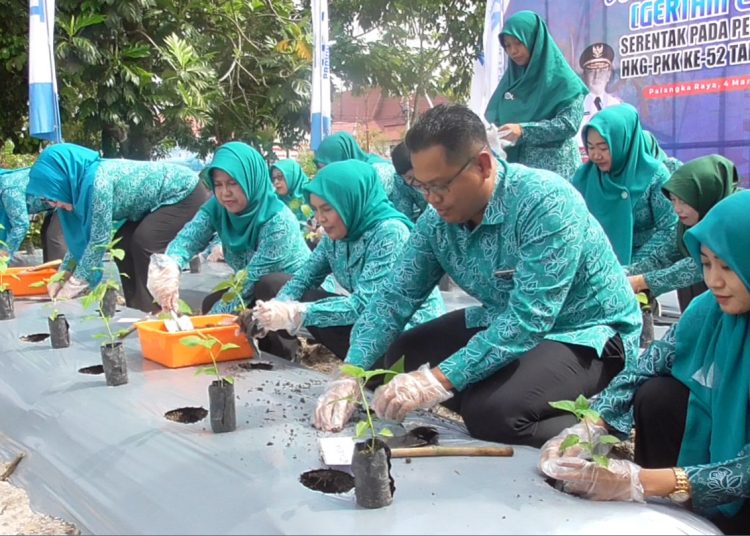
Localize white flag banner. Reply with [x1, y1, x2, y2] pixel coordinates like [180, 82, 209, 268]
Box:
[29, 0, 62, 142]
[468, 0, 510, 121]
[310, 0, 331, 151]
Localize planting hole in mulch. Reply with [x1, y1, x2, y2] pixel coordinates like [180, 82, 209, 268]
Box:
[300, 469, 354, 494]
[238, 361, 274, 371]
[164, 407, 208, 424]
[78, 365, 104, 375]
[19, 333, 50, 343]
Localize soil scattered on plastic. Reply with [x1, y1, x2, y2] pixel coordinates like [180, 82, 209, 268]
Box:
[299, 469, 354, 494]
[164, 407, 208, 424]
[19, 333, 50, 343]
[78, 365, 104, 375]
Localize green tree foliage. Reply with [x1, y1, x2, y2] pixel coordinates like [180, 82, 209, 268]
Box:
[328, 0, 484, 114]
[0, 0, 314, 159]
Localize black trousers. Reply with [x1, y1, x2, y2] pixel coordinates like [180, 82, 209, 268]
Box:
[381, 308, 625, 448]
[115, 184, 209, 312]
[634, 377, 750, 534]
[40, 211, 67, 262]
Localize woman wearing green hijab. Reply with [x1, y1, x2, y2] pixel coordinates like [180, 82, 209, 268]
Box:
[148, 142, 310, 316]
[572, 103, 678, 282]
[245, 160, 445, 360]
[270, 160, 313, 225]
[485, 10, 587, 179]
[314, 132, 422, 220]
[629, 155, 740, 311]
[540, 190, 750, 534]
[642, 130, 683, 174]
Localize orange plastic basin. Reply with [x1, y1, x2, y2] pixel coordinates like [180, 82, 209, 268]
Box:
[135, 314, 255, 368]
[4, 267, 58, 297]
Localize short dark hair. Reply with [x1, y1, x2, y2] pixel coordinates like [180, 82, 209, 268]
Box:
[390, 142, 412, 176]
[405, 104, 488, 165]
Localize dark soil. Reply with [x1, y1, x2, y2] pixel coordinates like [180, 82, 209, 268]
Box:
[78, 365, 104, 375]
[164, 407, 208, 424]
[238, 361, 274, 371]
[299, 469, 354, 494]
[19, 333, 50, 343]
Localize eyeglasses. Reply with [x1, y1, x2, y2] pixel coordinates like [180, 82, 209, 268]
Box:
[407, 145, 487, 197]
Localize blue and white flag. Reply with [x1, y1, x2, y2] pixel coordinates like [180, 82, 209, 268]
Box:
[310, 0, 331, 151]
[29, 0, 62, 142]
[468, 0, 510, 121]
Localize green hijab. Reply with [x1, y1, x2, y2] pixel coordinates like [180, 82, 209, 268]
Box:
[674, 190, 750, 518]
[303, 159, 411, 242]
[200, 142, 286, 254]
[662, 155, 739, 256]
[314, 133, 386, 167]
[485, 10, 587, 163]
[572, 104, 665, 265]
[271, 160, 309, 203]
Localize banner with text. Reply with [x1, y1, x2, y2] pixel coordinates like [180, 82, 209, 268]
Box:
[503, 0, 750, 180]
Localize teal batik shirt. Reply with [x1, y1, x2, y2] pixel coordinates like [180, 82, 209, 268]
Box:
[625, 166, 679, 282]
[0, 169, 32, 256]
[644, 246, 704, 297]
[371, 161, 425, 221]
[167, 207, 310, 313]
[61, 160, 200, 285]
[593, 305, 750, 515]
[276, 219, 445, 328]
[345, 161, 642, 391]
[391, 177, 428, 222]
[516, 94, 584, 180]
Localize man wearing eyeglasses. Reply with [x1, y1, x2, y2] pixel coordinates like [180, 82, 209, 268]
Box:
[314, 104, 642, 448]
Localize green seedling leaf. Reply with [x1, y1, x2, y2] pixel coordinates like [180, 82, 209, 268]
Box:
[599, 434, 620, 445]
[579, 441, 593, 453]
[92, 333, 109, 340]
[212, 281, 232, 292]
[549, 400, 576, 413]
[592, 454, 610, 469]
[177, 299, 193, 315]
[29, 281, 46, 288]
[355, 420, 368, 439]
[580, 409, 602, 422]
[389, 355, 406, 375]
[560, 434, 580, 453]
[221, 292, 236, 303]
[574, 394, 590, 411]
[195, 365, 219, 377]
[180, 335, 207, 347]
[110, 248, 125, 261]
[114, 328, 131, 339]
[339, 363, 366, 379]
[378, 427, 393, 438]
[220, 343, 240, 352]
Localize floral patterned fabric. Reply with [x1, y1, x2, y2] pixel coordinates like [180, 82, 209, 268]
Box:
[371, 161, 426, 221]
[516, 94, 585, 180]
[61, 159, 200, 286]
[625, 166, 679, 281]
[344, 160, 642, 391]
[593, 307, 750, 514]
[277, 219, 444, 328]
[166, 207, 310, 313]
[0, 169, 32, 256]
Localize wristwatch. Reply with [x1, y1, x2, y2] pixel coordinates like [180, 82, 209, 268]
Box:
[668, 467, 691, 503]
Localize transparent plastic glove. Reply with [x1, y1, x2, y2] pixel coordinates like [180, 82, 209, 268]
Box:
[544, 457, 645, 503]
[539, 421, 610, 475]
[47, 271, 69, 299]
[486, 125, 508, 160]
[252, 299, 307, 335]
[56, 275, 89, 300]
[146, 253, 181, 311]
[372, 364, 453, 422]
[314, 376, 360, 432]
[206, 244, 224, 263]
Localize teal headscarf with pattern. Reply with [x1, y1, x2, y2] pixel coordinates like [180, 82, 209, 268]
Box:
[200, 142, 286, 254]
[303, 160, 411, 242]
[673, 190, 750, 518]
